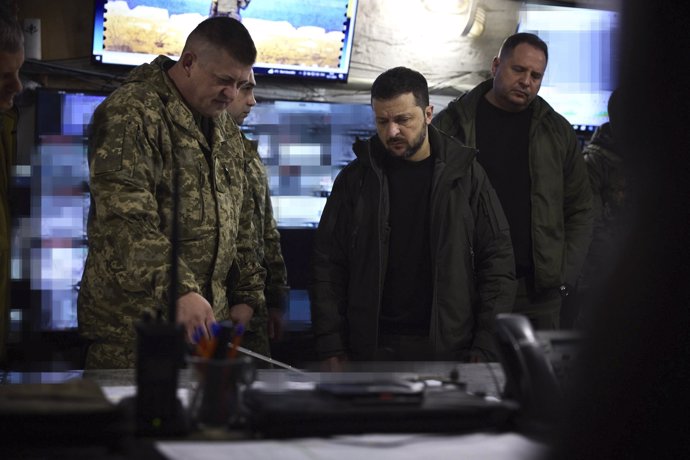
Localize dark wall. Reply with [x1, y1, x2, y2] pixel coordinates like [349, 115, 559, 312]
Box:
[551, 2, 690, 458]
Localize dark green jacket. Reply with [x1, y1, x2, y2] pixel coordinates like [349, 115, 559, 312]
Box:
[309, 125, 516, 361]
[432, 79, 592, 292]
[78, 56, 265, 368]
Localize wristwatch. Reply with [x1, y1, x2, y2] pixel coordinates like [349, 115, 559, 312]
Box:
[559, 284, 571, 298]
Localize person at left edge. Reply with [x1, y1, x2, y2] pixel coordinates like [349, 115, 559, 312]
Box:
[227, 68, 290, 359]
[0, 12, 24, 365]
[78, 17, 266, 369]
[309, 67, 516, 370]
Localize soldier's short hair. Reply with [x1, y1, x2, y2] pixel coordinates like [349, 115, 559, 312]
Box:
[185, 16, 256, 66]
[371, 66, 430, 109]
[0, 13, 24, 54]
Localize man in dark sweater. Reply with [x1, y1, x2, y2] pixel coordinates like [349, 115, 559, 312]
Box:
[433, 33, 593, 330]
[309, 67, 516, 370]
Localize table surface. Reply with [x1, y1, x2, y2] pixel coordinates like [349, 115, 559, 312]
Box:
[1, 362, 549, 460]
[1, 361, 506, 397]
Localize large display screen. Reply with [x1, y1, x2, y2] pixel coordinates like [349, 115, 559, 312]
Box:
[517, 3, 620, 133]
[91, 0, 359, 83]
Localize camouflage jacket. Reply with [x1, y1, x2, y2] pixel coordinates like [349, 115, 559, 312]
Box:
[238, 134, 288, 357]
[78, 56, 265, 368]
[580, 123, 631, 291]
[240, 134, 289, 314]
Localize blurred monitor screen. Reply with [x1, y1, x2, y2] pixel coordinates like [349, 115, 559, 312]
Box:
[518, 3, 620, 134]
[241, 99, 375, 228]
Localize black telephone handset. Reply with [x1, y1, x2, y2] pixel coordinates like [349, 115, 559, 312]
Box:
[494, 314, 564, 431]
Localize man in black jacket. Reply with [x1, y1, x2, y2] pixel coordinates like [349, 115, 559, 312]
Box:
[432, 33, 592, 330]
[309, 67, 516, 370]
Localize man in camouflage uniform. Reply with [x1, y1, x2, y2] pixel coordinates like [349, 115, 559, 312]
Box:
[78, 17, 265, 369]
[577, 89, 632, 328]
[227, 69, 289, 358]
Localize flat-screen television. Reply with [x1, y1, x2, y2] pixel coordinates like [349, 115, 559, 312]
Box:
[91, 0, 360, 83]
[12, 89, 375, 331]
[517, 3, 620, 135]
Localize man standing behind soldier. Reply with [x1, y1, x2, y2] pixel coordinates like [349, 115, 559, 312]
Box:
[227, 68, 289, 358]
[577, 89, 631, 328]
[433, 33, 592, 330]
[78, 17, 265, 369]
[0, 13, 24, 365]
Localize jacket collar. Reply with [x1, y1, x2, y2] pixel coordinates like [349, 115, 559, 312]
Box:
[461, 78, 554, 122]
[353, 124, 476, 178]
[124, 55, 237, 152]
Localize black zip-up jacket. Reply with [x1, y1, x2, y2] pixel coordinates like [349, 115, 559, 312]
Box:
[433, 79, 593, 292]
[309, 125, 516, 361]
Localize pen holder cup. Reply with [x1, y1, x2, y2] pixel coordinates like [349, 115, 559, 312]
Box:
[189, 356, 256, 427]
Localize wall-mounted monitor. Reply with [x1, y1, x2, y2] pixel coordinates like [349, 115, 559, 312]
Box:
[517, 3, 620, 135]
[91, 0, 360, 83]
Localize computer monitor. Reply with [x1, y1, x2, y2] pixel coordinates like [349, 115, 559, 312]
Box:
[517, 2, 621, 135]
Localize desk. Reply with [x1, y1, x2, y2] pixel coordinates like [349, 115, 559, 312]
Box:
[1, 363, 547, 459]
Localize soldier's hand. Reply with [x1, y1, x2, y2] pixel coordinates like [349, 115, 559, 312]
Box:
[267, 308, 284, 340]
[176, 292, 216, 343]
[228, 303, 254, 326]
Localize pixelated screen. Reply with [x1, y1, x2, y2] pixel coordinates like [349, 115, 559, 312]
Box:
[518, 3, 620, 133]
[10, 90, 107, 331]
[242, 99, 376, 227]
[91, 0, 360, 82]
[15, 89, 375, 331]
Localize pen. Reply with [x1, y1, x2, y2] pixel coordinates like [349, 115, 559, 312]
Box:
[228, 344, 306, 374]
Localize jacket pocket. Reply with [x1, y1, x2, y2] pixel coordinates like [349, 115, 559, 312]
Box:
[175, 153, 208, 233]
[480, 187, 510, 236]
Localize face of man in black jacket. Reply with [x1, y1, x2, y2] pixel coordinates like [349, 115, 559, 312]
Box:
[487, 42, 546, 113]
[372, 92, 433, 162]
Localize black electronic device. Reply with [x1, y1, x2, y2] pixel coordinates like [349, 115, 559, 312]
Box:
[120, 140, 189, 437]
[129, 318, 189, 436]
[242, 377, 517, 438]
[494, 313, 582, 437]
